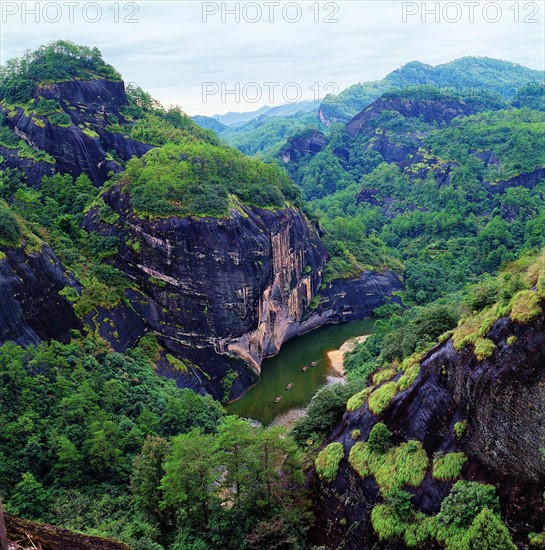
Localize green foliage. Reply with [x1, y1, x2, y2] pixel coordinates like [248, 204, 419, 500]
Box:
[8, 472, 50, 519]
[349, 439, 428, 493]
[346, 387, 372, 412]
[437, 481, 500, 527]
[291, 379, 367, 444]
[120, 142, 298, 218]
[529, 531, 545, 547]
[461, 507, 516, 550]
[315, 442, 344, 482]
[371, 503, 406, 542]
[510, 289, 542, 323]
[48, 111, 72, 127]
[0, 204, 20, 244]
[427, 109, 545, 180]
[454, 421, 468, 438]
[33, 98, 62, 116]
[368, 381, 397, 415]
[432, 452, 468, 480]
[367, 422, 393, 454]
[1, 40, 121, 102]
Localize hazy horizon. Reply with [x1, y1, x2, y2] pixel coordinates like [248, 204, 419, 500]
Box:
[1, 1, 544, 116]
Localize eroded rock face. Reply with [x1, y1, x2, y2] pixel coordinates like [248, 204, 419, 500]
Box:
[82, 186, 402, 399]
[310, 310, 545, 549]
[0, 242, 81, 346]
[280, 130, 328, 163]
[346, 97, 474, 139]
[0, 79, 152, 186]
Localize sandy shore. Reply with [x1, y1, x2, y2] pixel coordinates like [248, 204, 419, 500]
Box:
[270, 407, 307, 427]
[327, 335, 370, 376]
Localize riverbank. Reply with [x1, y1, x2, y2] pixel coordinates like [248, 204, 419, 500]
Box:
[327, 335, 370, 376]
[226, 318, 375, 425]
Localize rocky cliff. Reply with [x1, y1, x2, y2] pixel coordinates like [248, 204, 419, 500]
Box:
[0, 79, 152, 186]
[346, 96, 474, 139]
[82, 185, 402, 400]
[0, 239, 81, 346]
[309, 285, 545, 548]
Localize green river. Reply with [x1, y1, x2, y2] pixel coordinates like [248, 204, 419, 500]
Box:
[226, 318, 375, 425]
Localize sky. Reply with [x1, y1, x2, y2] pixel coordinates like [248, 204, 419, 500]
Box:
[1, 1, 544, 116]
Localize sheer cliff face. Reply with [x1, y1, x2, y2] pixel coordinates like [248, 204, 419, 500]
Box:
[0, 241, 81, 346]
[83, 186, 327, 398]
[310, 307, 545, 549]
[83, 185, 402, 399]
[0, 79, 152, 186]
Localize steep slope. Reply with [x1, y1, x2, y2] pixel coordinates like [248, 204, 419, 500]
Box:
[0, 212, 81, 346]
[309, 255, 545, 549]
[81, 145, 402, 400]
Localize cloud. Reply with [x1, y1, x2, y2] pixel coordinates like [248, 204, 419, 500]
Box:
[1, 0, 543, 115]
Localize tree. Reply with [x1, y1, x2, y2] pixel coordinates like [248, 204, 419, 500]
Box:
[214, 416, 256, 508]
[0, 206, 19, 243]
[367, 423, 393, 454]
[438, 481, 500, 527]
[8, 473, 49, 519]
[161, 428, 219, 528]
[462, 507, 516, 550]
[131, 436, 169, 521]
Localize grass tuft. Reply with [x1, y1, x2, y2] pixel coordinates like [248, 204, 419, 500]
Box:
[368, 382, 397, 415]
[315, 442, 344, 482]
[432, 452, 468, 481]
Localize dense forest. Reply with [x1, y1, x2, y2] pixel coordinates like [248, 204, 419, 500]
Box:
[1, 41, 545, 549]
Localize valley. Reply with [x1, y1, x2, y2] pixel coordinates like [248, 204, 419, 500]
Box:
[0, 37, 544, 550]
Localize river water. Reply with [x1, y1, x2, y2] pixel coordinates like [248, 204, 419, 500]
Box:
[226, 318, 375, 425]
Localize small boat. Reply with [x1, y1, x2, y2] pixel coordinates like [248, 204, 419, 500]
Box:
[311, 361, 317, 367]
[301, 366, 308, 372]
[286, 383, 293, 390]
[274, 396, 282, 404]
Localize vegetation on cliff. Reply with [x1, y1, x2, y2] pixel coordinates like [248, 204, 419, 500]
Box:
[0, 41, 121, 103]
[119, 141, 301, 218]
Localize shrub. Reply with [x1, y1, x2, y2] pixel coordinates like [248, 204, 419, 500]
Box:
[438, 481, 500, 527]
[529, 531, 545, 547]
[351, 429, 361, 440]
[33, 98, 62, 116]
[371, 504, 406, 541]
[48, 111, 72, 127]
[506, 335, 517, 346]
[0, 205, 20, 244]
[368, 382, 397, 415]
[349, 439, 428, 492]
[346, 387, 372, 412]
[396, 364, 420, 391]
[315, 442, 344, 482]
[292, 379, 367, 444]
[384, 488, 413, 520]
[510, 290, 542, 323]
[433, 452, 468, 480]
[462, 507, 516, 550]
[473, 337, 496, 360]
[367, 423, 393, 454]
[453, 420, 467, 438]
[373, 367, 397, 385]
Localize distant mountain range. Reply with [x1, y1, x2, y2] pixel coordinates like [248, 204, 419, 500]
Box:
[196, 56, 543, 127]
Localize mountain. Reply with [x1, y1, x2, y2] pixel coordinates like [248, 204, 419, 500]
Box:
[212, 105, 271, 126]
[0, 41, 401, 401]
[1, 42, 545, 550]
[319, 56, 544, 124]
[210, 100, 319, 127]
[309, 252, 545, 549]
